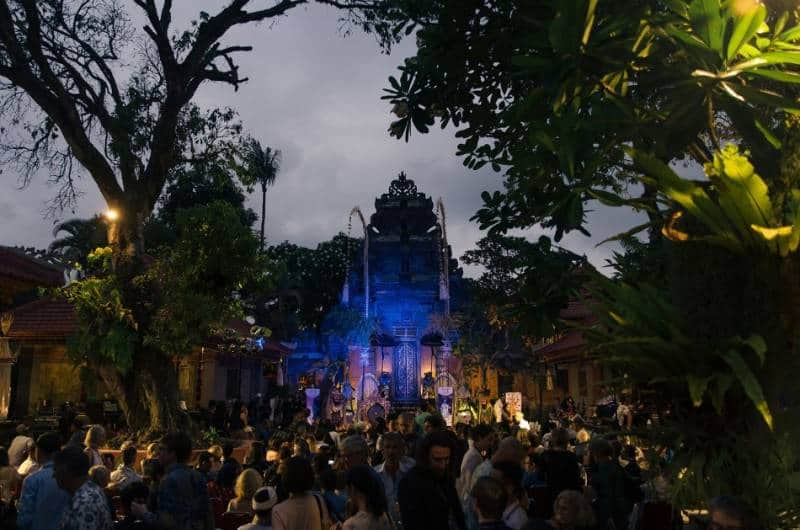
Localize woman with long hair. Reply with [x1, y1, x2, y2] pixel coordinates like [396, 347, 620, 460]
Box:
[228, 468, 264, 514]
[339, 464, 392, 530]
[83, 425, 106, 467]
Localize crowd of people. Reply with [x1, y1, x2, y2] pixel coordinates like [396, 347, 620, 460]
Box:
[0, 395, 757, 530]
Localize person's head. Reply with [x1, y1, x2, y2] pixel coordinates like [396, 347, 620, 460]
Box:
[222, 442, 234, 460]
[141, 458, 164, 485]
[709, 496, 757, 530]
[53, 446, 90, 495]
[102, 452, 115, 470]
[35, 432, 61, 463]
[252, 486, 278, 522]
[145, 442, 159, 460]
[553, 490, 596, 527]
[471, 423, 495, 452]
[491, 436, 525, 466]
[491, 461, 524, 502]
[120, 481, 150, 517]
[381, 431, 405, 467]
[159, 431, 192, 467]
[282, 456, 314, 495]
[293, 438, 310, 458]
[15, 423, 29, 436]
[340, 435, 369, 469]
[208, 444, 223, 462]
[320, 468, 338, 492]
[195, 452, 213, 474]
[423, 413, 446, 434]
[121, 445, 137, 467]
[245, 441, 266, 465]
[89, 464, 110, 488]
[549, 428, 570, 450]
[417, 430, 452, 478]
[589, 438, 614, 463]
[576, 428, 591, 444]
[346, 464, 388, 517]
[471, 476, 507, 522]
[84, 425, 106, 448]
[235, 468, 263, 502]
[397, 412, 415, 435]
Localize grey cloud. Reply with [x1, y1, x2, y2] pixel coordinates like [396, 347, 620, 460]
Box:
[0, 2, 648, 276]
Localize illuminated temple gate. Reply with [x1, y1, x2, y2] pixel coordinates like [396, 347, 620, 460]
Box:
[343, 172, 464, 411]
[287, 172, 465, 418]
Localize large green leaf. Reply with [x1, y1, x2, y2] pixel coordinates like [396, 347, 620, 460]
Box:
[721, 349, 773, 430]
[726, 3, 766, 60]
[689, 0, 725, 54]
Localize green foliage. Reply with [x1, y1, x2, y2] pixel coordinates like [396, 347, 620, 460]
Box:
[461, 233, 586, 339]
[632, 144, 800, 256]
[263, 234, 359, 336]
[60, 201, 264, 372]
[48, 216, 108, 267]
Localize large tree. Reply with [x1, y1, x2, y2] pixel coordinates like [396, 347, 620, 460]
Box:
[0, 0, 401, 433]
[383, 0, 800, 520]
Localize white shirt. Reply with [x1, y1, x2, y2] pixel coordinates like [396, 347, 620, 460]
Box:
[374, 457, 414, 525]
[458, 445, 483, 498]
[502, 500, 528, 530]
[110, 465, 142, 490]
[8, 435, 33, 468]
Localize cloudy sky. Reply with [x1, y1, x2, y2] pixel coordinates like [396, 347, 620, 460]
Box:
[0, 2, 645, 276]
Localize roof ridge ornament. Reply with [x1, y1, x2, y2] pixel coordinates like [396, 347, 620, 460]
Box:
[385, 171, 424, 201]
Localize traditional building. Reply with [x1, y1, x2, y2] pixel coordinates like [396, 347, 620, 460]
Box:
[290, 172, 465, 417]
[0, 246, 289, 419]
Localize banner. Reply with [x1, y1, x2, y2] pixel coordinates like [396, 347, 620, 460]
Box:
[505, 391, 522, 418]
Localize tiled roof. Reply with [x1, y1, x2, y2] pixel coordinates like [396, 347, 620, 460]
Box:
[0, 247, 64, 287]
[535, 330, 587, 361]
[5, 297, 77, 341]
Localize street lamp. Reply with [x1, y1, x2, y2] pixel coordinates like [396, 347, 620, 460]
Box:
[104, 208, 119, 222]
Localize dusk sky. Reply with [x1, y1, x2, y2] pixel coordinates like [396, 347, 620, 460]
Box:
[0, 2, 644, 276]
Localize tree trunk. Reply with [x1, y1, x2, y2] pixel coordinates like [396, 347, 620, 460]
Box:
[260, 184, 267, 251]
[101, 207, 185, 436]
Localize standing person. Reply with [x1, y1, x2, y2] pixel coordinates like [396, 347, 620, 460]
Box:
[588, 439, 630, 530]
[490, 462, 528, 530]
[8, 424, 34, 468]
[537, 429, 583, 516]
[470, 476, 513, 530]
[238, 486, 279, 530]
[340, 435, 370, 470]
[270, 456, 332, 530]
[131, 432, 214, 530]
[244, 441, 269, 475]
[65, 415, 90, 449]
[110, 443, 142, 491]
[340, 464, 392, 530]
[395, 413, 418, 458]
[459, 424, 494, 498]
[397, 430, 466, 530]
[84, 426, 107, 467]
[16, 432, 70, 530]
[0, 446, 21, 503]
[53, 446, 113, 530]
[373, 431, 414, 525]
[17, 440, 41, 477]
[216, 442, 242, 489]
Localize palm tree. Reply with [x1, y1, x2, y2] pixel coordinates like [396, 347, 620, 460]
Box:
[242, 137, 282, 251]
[48, 215, 108, 266]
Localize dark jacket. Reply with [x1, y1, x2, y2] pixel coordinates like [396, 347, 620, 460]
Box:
[591, 460, 632, 530]
[398, 465, 466, 530]
[538, 449, 583, 514]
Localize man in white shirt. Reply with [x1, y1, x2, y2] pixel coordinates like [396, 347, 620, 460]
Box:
[373, 432, 414, 526]
[109, 444, 141, 491]
[8, 424, 34, 469]
[458, 424, 494, 499]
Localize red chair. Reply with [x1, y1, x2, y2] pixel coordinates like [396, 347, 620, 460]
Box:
[217, 511, 252, 530]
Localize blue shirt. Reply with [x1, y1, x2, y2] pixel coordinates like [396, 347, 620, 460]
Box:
[16, 460, 70, 530]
